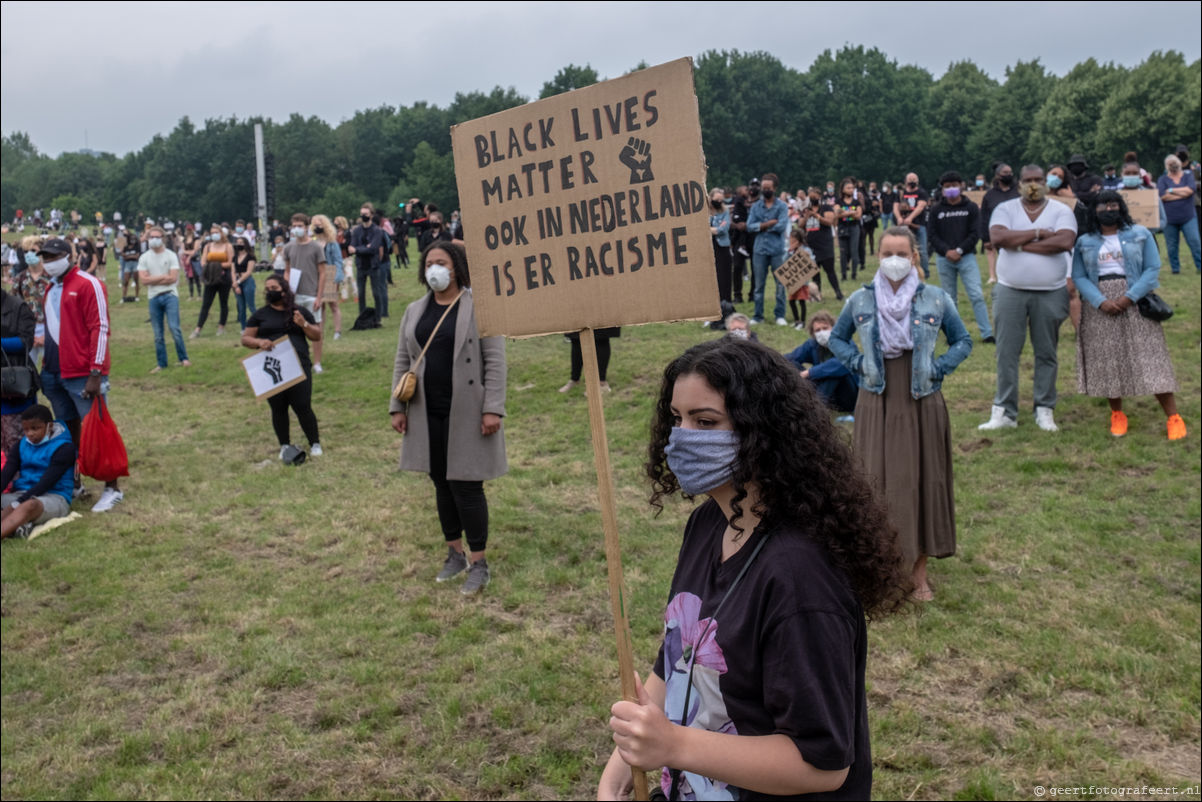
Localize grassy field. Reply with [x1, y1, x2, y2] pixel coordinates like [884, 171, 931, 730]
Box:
[2, 237, 1199, 800]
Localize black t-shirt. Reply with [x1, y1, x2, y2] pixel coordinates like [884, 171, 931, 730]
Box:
[835, 197, 863, 237]
[880, 190, 897, 215]
[246, 304, 316, 373]
[414, 296, 459, 418]
[805, 204, 836, 261]
[652, 500, 870, 800]
[897, 187, 930, 227]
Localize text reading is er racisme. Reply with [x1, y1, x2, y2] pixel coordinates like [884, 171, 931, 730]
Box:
[488, 226, 691, 298]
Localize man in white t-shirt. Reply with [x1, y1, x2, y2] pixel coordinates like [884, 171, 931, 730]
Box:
[980, 165, 1077, 432]
[137, 226, 191, 373]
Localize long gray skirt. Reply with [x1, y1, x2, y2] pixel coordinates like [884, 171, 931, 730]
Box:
[853, 351, 956, 565]
[1076, 277, 1177, 398]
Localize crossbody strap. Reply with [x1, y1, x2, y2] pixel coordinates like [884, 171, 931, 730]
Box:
[668, 530, 772, 800]
[410, 290, 464, 373]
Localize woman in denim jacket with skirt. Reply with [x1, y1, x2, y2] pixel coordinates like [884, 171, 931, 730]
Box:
[1071, 190, 1185, 441]
[829, 226, 972, 601]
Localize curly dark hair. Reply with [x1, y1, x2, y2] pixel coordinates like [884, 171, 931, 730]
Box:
[1083, 190, 1135, 234]
[418, 240, 471, 289]
[647, 338, 911, 618]
[262, 273, 300, 316]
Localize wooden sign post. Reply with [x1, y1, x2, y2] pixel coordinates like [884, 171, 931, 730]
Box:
[451, 58, 717, 799]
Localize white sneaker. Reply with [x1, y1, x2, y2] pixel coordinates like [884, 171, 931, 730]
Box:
[310, 443, 323, 456]
[91, 487, 124, 513]
[1035, 406, 1058, 432]
[280, 445, 290, 460]
[313, 363, 323, 374]
[775, 317, 788, 326]
[749, 318, 761, 326]
[333, 332, 341, 340]
[978, 405, 1018, 431]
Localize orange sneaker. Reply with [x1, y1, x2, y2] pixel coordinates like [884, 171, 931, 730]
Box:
[1110, 410, 1128, 437]
[1167, 414, 1187, 441]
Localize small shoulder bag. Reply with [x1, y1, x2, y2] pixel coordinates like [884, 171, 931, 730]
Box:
[392, 291, 464, 402]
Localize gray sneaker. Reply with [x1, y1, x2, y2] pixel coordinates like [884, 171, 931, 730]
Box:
[435, 547, 468, 582]
[461, 558, 490, 595]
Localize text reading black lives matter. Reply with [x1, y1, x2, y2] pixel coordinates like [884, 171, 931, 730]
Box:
[472, 90, 707, 298]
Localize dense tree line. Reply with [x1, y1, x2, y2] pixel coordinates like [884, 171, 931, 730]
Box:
[2, 47, 1198, 225]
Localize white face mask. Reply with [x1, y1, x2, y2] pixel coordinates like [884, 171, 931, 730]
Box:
[425, 264, 452, 292]
[291, 227, 306, 238]
[879, 255, 914, 282]
[728, 326, 749, 339]
[221, 227, 230, 235]
[814, 328, 832, 347]
[149, 237, 163, 249]
[43, 256, 70, 277]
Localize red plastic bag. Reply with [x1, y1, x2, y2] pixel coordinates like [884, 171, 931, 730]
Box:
[79, 397, 129, 482]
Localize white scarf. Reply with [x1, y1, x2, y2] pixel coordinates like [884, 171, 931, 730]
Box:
[873, 267, 919, 358]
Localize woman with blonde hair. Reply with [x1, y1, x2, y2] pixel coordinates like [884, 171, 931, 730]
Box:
[192, 223, 233, 338]
[333, 216, 358, 305]
[311, 214, 345, 340]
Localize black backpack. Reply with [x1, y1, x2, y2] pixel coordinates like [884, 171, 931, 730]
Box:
[351, 307, 381, 331]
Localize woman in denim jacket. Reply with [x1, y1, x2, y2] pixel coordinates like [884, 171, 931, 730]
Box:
[829, 226, 972, 601]
[1071, 191, 1185, 440]
[709, 188, 733, 311]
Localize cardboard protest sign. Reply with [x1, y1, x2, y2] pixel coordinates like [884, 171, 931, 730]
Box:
[241, 337, 305, 399]
[451, 58, 716, 338]
[773, 248, 820, 298]
[1120, 188, 1160, 229]
[964, 189, 986, 208]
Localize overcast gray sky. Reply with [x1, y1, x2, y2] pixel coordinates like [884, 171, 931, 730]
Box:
[2, 0, 1199, 157]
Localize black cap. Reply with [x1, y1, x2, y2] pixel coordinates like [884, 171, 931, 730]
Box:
[1103, 164, 1115, 172]
[38, 238, 71, 256]
[1068, 154, 1088, 167]
[1176, 144, 1189, 155]
[748, 177, 760, 186]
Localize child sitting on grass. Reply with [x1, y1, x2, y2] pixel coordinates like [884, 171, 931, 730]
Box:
[1, 405, 76, 540]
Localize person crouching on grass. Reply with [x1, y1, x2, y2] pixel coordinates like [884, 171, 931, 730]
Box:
[2, 405, 76, 540]
[599, 338, 909, 800]
[241, 275, 323, 461]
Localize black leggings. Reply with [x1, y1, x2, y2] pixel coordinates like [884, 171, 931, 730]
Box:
[839, 230, 862, 280]
[789, 299, 806, 323]
[197, 281, 231, 328]
[267, 374, 320, 446]
[732, 248, 749, 299]
[427, 414, 489, 552]
[570, 334, 611, 382]
[712, 239, 732, 303]
[811, 256, 843, 299]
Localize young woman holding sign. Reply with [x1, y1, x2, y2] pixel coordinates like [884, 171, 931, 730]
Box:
[599, 337, 909, 800]
[390, 242, 507, 595]
[241, 275, 323, 461]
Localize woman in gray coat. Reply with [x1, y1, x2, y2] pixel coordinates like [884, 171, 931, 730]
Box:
[390, 242, 507, 594]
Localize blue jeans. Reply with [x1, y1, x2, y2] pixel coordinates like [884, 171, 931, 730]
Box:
[236, 276, 257, 329]
[1163, 216, 1201, 273]
[751, 251, 786, 321]
[41, 371, 109, 422]
[149, 293, 189, 368]
[936, 252, 992, 339]
[914, 227, 930, 274]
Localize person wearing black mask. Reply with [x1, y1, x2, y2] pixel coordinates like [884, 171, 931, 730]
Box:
[709, 187, 733, 311]
[897, 173, 930, 274]
[348, 202, 388, 318]
[730, 180, 759, 304]
[802, 188, 842, 300]
[979, 163, 1019, 286]
[1066, 154, 1103, 203]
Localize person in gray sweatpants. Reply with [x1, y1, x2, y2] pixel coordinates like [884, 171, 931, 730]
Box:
[979, 166, 1078, 432]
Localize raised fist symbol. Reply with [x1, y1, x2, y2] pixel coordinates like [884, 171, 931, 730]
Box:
[263, 355, 283, 383]
[619, 137, 654, 184]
